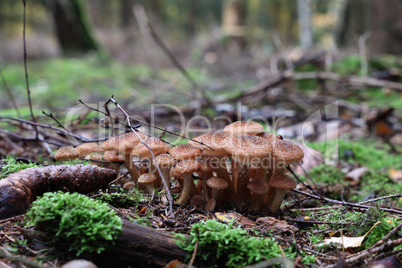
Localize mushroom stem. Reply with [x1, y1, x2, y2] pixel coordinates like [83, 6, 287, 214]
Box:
[201, 171, 213, 201]
[144, 184, 155, 196]
[214, 156, 234, 202]
[235, 162, 251, 207]
[269, 188, 288, 213]
[124, 153, 140, 184]
[176, 174, 197, 205]
[159, 168, 171, 194]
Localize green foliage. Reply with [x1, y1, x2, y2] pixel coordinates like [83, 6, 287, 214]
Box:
[0, 155, 41, 179]
[174, 220, 283, 268]
[97, 187, 146, 208]
[26, 191, 122, 255]
[333, 55, 363, 75]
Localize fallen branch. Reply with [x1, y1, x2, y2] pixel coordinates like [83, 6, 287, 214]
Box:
[223, 70, 402, 103]
[292, 189, 402, 215]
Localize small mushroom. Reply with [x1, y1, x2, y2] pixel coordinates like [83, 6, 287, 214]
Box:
[204, 198, 216, 212]
[206, 176, 229, 201]
[55, 146, 80, 162]
[171, 159, 200, 205]
[247, 179, 269, 212]
[267, 174, 297, 213]
[103, 132, 145, 184]
[153, 153, 176, 193]
[138, 173, 157, 196]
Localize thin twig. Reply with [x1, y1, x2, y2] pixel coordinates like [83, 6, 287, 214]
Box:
[358, 193, 402, 205]
[79, 99, 215, 150]
[284, 216, 351, 226]
[105, 97, 175, 219]
[22, 0, 38, 140]
[292, 189, 402, 215]
[0, 70, 20, 118]
[132, 4, 212, 109]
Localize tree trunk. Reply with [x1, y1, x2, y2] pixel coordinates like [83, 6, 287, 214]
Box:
[297, 0, 313, 49]
[48, 0, 99, 53]
[221, 0, 248, 49]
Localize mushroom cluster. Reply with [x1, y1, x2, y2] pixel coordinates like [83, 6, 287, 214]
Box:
[54, 121, 303, 213]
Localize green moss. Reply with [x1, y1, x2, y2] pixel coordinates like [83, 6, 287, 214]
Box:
[174, 220, 283, 267]
[0, 155, 41, 179]
[306, 164, 344, 184]
[26, 191, 122, 255]
[97, 187, 146, 208]
[308, 139, 402, 170]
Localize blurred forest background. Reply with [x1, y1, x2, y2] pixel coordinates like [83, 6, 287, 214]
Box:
[1, 0, 402, 111]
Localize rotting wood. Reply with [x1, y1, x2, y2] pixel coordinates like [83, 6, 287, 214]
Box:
[95, 220, 188, 268]
[24, 220, 188, 268]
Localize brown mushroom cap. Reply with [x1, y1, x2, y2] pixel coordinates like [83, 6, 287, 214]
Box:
[103, 150, 124, 162]
[188, 131, 231, 155]
[131, 137, 170, 158]
[102, 132, 146, 154]
[138, 173, 157, 184]
[224, 134, 272, 163]
[224, 121, 264, 135]
[169, 144, 202, 161]
[84, 153, 103, 161]
[55, 146, 80, 161]
[153, 153, 176, 168]
[206, 177, 229, 190]
[268, 174, 297, 190]
[247, 179, 269, 195]
[75, 142, 104, 158]
[271, 139, 304, 165]
[172, 159, 200, 177]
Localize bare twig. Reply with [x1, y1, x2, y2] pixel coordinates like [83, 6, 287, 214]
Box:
[22, 0, 38, 140]
[358, 193, 402, 205]
[284, 217, 351, 226]
[292, 189, 402, 215]
[0, 70, 20, 117]
[132, 4, 212, 109]
[105, 97, 175, 219]
[80, 99, 215, 150]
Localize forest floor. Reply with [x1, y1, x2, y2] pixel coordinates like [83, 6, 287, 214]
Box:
[0, 50, 401, 267]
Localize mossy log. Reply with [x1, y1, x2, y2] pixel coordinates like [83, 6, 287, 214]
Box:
[95, 220, 188, 267]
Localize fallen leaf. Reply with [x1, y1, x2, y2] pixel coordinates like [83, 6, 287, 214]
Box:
[344, 167, 369, 186]
[319, 221, 381, 248]
[215, 212, 256, 227]
[389, 169, 402, 183]
[256, 216, 299, 233]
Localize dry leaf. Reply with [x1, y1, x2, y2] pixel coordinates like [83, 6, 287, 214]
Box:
[215, 212, 256, 227]
[319, 221, 381, 248]
[344, 167, 369, 186]
[388, 169, 402, 183]
[256, 216, 299, 233]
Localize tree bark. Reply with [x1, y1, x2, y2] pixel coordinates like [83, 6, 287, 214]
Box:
[48, 0, 99, 53]
[95, 220, 187, 267]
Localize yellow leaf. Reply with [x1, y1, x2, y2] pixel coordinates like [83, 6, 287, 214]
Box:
[318, 221, 381, 248]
